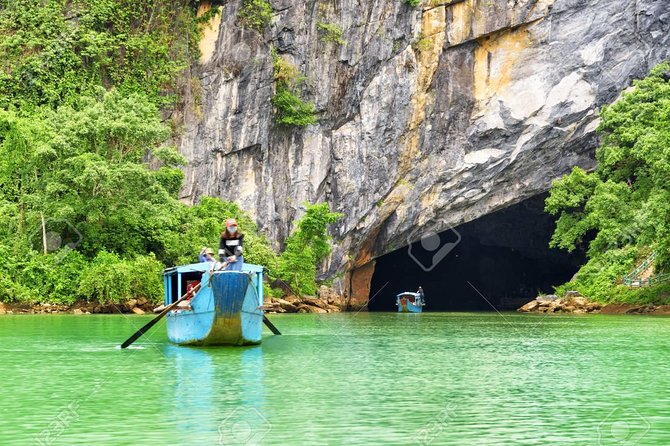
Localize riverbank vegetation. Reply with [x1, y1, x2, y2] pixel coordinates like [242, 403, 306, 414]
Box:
[0, 1, 339, 307]
[546, 62, 670, 304]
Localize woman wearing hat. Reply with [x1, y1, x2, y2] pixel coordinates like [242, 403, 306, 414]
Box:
[199, 247, 216, 263]
[218, 218, 244, 271]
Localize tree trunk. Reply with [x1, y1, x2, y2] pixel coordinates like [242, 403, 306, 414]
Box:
[40, 211, 47, 254]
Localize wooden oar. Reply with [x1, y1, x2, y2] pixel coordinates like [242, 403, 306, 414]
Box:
[120, 261, 229, 349]
[120, 284, 199, 349]
[263, 315, 281, 335]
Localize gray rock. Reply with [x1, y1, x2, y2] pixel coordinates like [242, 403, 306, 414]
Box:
[296, 304, 328, 314]
[178, 0, 670, 280]
[536, 294, 559, 303]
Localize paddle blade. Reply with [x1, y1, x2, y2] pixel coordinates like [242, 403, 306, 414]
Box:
[120, 311, 167, 348]
[263, 315, 282, 335]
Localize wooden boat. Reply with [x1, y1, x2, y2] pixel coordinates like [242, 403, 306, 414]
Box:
[396, 292, 424, 313]
[162, 262, 265, 346]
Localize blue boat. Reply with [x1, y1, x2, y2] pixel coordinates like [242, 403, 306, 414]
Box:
[162, 262, 265, 346]
[396, 292, 424, 313]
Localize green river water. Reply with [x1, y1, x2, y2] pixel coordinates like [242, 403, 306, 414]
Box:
[1, 312, 669, 445]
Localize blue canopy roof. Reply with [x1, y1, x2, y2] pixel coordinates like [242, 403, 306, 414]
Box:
[164, 262, 264, 275]
[396, 292, 420, 298]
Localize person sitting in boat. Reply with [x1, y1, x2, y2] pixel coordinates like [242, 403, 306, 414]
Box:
[417, 286, 425, 306]
[218, 218, 244, 271]
[199, 247, 216, 263]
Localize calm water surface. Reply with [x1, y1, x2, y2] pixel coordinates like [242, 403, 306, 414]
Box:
[1, 312, 670, 445]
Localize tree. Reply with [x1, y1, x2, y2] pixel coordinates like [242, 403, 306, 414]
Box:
[546, 62, 670, 301]
[276, 203, 343, 295]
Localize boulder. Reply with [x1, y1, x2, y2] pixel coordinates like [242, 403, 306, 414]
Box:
[283, 295, 301, 305]
[518, 300, 540, 312]
[131, 307, 145, 315]
[296, 304, 327, 314]
[536, 295, 559, 303]
[273, 298, 298, 312]
[301, 297, 330, 310]
[72, 308, 84, 315]
[127, 299, 138, 309]
[324, 303, 342, 312]
[652, 305, 670, 315]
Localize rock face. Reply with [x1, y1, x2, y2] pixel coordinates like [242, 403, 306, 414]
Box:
[178, 0, 670, 284]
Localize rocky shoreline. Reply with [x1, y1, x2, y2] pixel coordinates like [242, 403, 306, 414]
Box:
[261, 286, 344, 314]
[0, 286, 346, 315]
[517, 291, 670, 315]
[0, 298, 155, 315]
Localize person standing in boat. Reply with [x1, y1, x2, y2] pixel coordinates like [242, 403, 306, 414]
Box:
[218, 218, 244, 271]
[417, 286, 425, 306]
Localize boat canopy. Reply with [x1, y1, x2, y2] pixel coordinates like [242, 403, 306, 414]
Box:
[162, 262, 265, 307]
[163, 262, 264, 276]
[396, 292, 420, 298]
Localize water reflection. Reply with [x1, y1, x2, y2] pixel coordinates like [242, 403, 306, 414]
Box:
[163, 344, 267, 444]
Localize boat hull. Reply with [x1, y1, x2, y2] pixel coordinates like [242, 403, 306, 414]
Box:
[398, 300, 423, 313]
[396, 292, 423, 313]
[167, 271, 263, 346]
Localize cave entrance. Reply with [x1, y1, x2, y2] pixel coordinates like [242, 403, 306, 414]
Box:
[367, 194, 585, 311]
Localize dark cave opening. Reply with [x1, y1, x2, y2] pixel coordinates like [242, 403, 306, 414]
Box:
[367, 194, 586, 311]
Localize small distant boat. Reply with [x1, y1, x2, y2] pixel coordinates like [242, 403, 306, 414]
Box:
[396, 292, 424, 313]
[162, 262, 265, 346]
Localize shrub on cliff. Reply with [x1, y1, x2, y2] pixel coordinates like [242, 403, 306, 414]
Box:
[238, 0, 273, 32]
[271, 52, 318, 127]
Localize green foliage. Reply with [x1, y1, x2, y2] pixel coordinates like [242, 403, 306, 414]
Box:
[547, 62, 670, 301]
[0, 88, 279, 305]
[0, 0, 198, 109]
[78, 251, 163, 304]
[317, 22, 345, 45]
[412, 32, 432, 53]
[271, 53, 317, 127]
[276, 203, 342, 295]
[238, 0, 273, 32]
[0, 1, 333, 307]
[271, 89, 318, 127]
[554, 246, 637, 302]
[0, 248, 88, 304]
[158, 196, 279, 269]
[197, 5, 221, 24]
[405, 0, 422, 7]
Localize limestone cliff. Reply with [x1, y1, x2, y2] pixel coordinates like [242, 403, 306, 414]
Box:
[177, 0, 670, 291]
